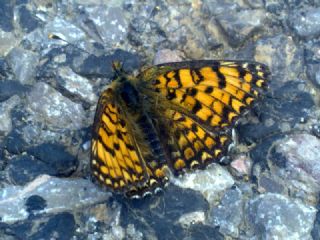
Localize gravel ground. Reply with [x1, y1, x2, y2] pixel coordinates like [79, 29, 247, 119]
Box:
[0, 0, 320, 239]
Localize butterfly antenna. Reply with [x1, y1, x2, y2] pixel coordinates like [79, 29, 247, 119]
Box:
[112, 61, 124, 76]
[48, 33, 92, 55]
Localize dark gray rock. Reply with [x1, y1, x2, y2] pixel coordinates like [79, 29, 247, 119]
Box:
[25, 195, 47, 213]
[76, 49, 141, 78]
[121, 184, 209, 240]
[312, 209, 320, 240]
[29, 212, 76, 240]
[305, 41, 320, 89]
[18, 5, 41, 33]
[7, 155, 56, 185]
[0, 2, 14, 32]
[27, 143, 78, 177]
[265, 0, 286, 14]
[0, 57, 13, 80]
[4, 129, 28, 154]
[0, 81, 29, 102]
[187, 224, 224, 240]
[311, 124, 320, 138]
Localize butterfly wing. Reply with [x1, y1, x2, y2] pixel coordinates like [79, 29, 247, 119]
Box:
[91, 87, 168, 197]
[138, 60, 269, 174]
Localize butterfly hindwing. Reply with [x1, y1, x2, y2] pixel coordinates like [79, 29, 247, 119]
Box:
[157, 109, 233, 175]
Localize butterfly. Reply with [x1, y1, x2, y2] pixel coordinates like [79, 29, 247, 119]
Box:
[90, 60, 270, 198]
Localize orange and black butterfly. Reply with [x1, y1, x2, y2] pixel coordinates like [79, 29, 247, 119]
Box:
[90, 60, 270, 198]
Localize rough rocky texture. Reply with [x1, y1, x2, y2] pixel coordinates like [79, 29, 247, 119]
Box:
[289, 7, 320, 39]
[172, 164, 235, 204]
[26, 82, 85, 130]
[247, 193, 316, 239]
[0, 0, 319, 239]
[0, 175, 111, 223]
[208, 186, 243, 238]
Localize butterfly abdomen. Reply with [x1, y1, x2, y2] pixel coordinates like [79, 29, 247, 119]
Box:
[137, 114, 167, 166]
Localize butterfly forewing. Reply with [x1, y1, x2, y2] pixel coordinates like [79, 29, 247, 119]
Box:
[91, 88, 146, 192]
[137, 60, 269, 174]
[91, 86, 169, 198]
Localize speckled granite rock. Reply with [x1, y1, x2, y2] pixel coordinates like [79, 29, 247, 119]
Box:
[0, 0, 319, 239]
[247, 193, 316, 239]
[0, 175, 111, 223]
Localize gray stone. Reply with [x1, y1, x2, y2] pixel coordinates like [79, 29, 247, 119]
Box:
[265, 0, 285, 14]
[0, 30, 19, 56]
[23, 16, 86, 53]
[202, 0, 241, 16]
[255, 35, 304, 83]
[178, 211, 206, 228]
[307, 63, 320, 88]
[44, 17, 86, 44]
[153, 49, 184, 65]
[259, 176, 284, 194]
[6, 47, 39, 84]
[247, 193, 316, 239]
[276, 134, 320, 185]
[305, 41, 320, 88]
[84, 6, 127, 47]
[26, 82, 86, 131]
[215, 9, 267, 47]
[18, 5, 40, 33]
[0, 95, 21, 134]
[126, 224, 144, 240]
[57, 67, 97, 104]
[0, 81, 28, 102]
[0, 175, 111, 223]
[0, 1, 14, 32]
[289, 7, 320, 38]
[172, 164, 234, 204]
[208, 187, 243, 238]
[245, 0, 264, 8]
